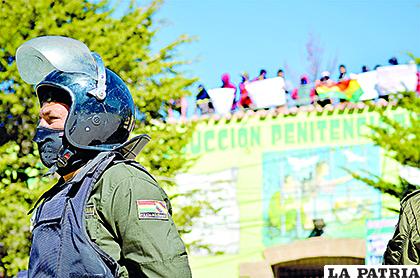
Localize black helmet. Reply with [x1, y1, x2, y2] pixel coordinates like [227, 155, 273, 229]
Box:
[16, 36, 137, 170]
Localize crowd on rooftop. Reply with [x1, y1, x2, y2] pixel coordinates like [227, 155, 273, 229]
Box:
[168, 57, 420, 120]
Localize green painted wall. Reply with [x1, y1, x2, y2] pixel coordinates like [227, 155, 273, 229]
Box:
[183, 107, 404, 277]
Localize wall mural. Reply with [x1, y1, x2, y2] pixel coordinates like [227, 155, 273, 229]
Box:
[262, 145, 382, 246]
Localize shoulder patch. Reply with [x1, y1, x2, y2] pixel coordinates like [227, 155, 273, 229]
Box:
[136, 200, 168, 221]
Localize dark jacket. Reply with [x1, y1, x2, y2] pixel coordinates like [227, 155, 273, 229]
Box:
[383, 190, 420, 265]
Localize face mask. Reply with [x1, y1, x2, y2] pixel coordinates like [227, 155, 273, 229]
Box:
[33, 126, 64, 168]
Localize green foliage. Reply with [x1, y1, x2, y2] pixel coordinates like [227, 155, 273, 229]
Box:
[408, 53, 420, 65]
[0, 0, 198, 275]
[351, 92, 420, 199]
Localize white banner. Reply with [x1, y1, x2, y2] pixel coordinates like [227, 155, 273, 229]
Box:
[353, 71, 379, 101]
[376, 64, 417, 95]
[207, 88, 235, 115]
[245, 77, 286, 108]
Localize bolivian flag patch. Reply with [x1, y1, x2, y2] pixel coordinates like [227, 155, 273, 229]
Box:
[136, 200, 169, 220]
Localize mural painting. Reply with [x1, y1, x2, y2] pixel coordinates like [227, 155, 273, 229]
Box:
[263, 145, 382, 246]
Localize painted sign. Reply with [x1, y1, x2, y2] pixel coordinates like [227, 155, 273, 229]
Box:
[187, 108, 408, 155]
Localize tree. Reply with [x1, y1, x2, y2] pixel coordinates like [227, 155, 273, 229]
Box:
[0, 0, 198, 275]
[351, 92, 420, 200]
[305, 32, 338, 82]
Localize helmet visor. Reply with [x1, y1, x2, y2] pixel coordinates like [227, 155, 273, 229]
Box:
[16, 36, 98, 85]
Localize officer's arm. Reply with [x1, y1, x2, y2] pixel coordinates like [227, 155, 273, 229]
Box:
[400, 195, 420, 264]
[383, 208, 409, 264]
[383, 196, 420, 265]
[103, 173, 191, 278]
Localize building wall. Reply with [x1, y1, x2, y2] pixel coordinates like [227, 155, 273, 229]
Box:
[180, 107, 405, 277]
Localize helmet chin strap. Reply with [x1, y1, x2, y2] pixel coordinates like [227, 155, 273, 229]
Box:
[43, 146, 75, 177]
[56, 145, 99, 177]
[57, 148, 75, 168]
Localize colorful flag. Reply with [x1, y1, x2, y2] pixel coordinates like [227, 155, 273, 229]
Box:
[316, 79, 364, 102]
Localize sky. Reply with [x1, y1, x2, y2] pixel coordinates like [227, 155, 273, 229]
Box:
[116, 0, 420, 90]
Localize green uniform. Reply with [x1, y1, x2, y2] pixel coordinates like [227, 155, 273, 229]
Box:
[84, 162, 191, 277]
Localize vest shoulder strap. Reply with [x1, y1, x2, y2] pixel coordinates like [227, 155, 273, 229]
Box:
[28, 152, 117, 215]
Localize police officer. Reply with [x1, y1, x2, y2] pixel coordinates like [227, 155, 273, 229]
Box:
[16, 36, 192, 277]
[383, 165, 420, 265]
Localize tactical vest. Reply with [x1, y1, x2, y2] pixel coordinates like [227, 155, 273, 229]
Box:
[28, 152, 119, 278]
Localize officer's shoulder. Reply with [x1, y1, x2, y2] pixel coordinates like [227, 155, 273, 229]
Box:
[100, 160, 157, 186]
[401, 189, 420, 206]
